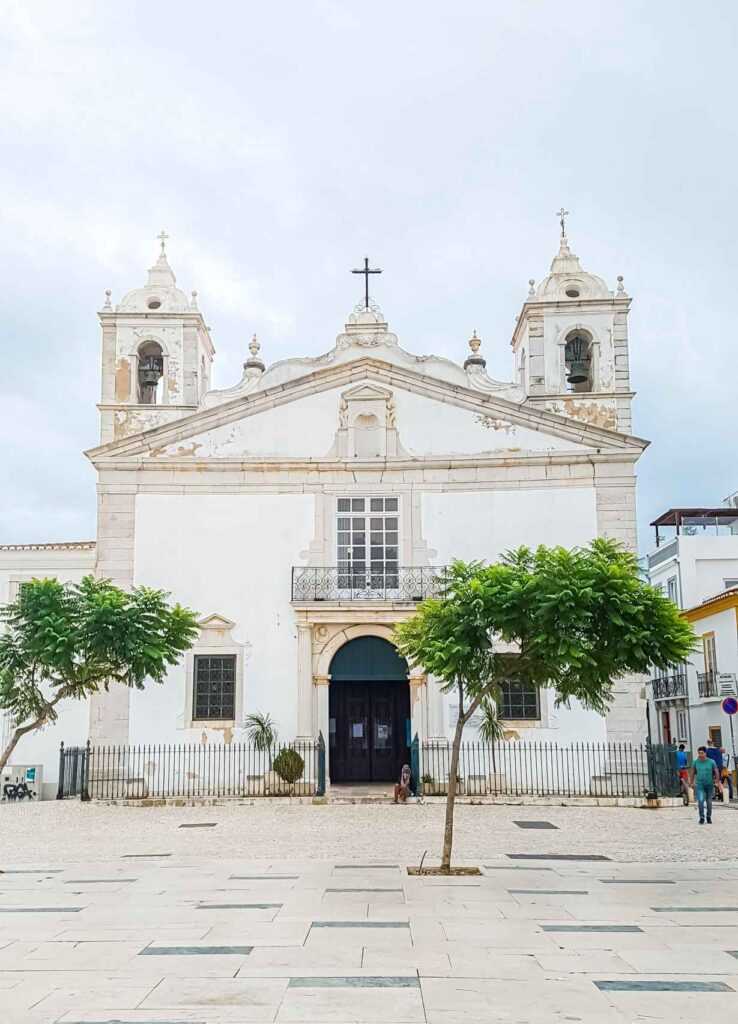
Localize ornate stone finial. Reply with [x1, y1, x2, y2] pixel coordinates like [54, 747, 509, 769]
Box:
[528, 278, 535, 298]
[616, 275, 625, 295]
[157, 229, 169, 256]
[244, 333, 265, 374]
[103, 289, 112, 310]
[190, 289, 199, 309]
[464, 330, 486, 371]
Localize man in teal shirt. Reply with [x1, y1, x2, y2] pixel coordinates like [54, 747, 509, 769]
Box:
[690, 746, 722, 824]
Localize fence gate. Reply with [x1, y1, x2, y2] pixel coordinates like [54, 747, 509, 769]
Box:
[647, 742, 681, 797]
[56, 742, 89, 800]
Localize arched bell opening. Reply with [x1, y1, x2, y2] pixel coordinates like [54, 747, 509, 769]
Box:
[328, 636, 410, 784]
[137, 340, 165, 404]
[564, 330, 594, 393]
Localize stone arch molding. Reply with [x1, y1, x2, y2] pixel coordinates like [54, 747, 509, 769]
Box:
[313, 623, 401, 680]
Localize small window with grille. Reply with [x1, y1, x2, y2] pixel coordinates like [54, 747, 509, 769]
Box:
[499, 680, 540, 720]
[193, 655, 236, 721]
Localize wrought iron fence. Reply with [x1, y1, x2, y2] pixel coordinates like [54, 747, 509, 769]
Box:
[61, 738, 323, 800]
[291, 566, 446, 602]
[698, 670, 719, 698]
[418, 740, 679, 798]
[57, 742, 90, 800]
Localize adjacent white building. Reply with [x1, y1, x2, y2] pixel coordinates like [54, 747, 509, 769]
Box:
[646, 504, 738, 751]
[1, 228, 648, 796]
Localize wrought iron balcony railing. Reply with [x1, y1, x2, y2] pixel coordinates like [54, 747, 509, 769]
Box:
[697, 670, 719, 699]
[651, 669, 687, 701]
[291, 566, 446, 602]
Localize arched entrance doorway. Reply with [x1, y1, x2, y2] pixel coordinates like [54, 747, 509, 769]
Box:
[329, 636, 410, 783]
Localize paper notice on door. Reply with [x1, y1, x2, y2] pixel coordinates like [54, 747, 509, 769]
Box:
[377, 724, 389, 740]
[352, 722, 364, 738]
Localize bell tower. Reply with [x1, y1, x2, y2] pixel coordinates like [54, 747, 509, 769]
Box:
[97, 233, 215, 443]
[511, 215, 633, 435]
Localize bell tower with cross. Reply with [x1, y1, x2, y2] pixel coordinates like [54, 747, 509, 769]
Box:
[510, 210, 634, 436]
[96, 232, 215, 444]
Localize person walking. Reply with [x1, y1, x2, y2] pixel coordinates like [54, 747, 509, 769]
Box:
[676, 743, 690, 803]
[706, 739, 723, 800]
[720, 747, 734, 801]
[690, 746, 722, 824]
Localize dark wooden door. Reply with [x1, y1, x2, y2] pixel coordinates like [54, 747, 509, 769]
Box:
[330, 681, 410, 783]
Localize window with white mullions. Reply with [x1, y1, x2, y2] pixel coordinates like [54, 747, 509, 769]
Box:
[337, 497, 399, 593]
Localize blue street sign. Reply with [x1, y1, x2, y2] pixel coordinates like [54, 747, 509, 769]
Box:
[722, 696, 738, 716]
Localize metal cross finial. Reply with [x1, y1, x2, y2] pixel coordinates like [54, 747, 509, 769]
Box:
[351, 256, 382, 310]
[157, 230, 169, 255]
[556, 208, 570, 238]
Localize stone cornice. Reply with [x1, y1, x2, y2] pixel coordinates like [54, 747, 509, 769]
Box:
[511, 295, 632, 348]
[91, 449, 642, 475]
[86, 357, 648, 465]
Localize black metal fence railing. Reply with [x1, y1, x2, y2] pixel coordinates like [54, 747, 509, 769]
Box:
[697, 670, 719, 698]
[291, 566, 446, 602]
[651, 669, 688, 700]
[61, 739, 322, 801]
[56, 742, 90, 800]
[418, 740, 680, 798]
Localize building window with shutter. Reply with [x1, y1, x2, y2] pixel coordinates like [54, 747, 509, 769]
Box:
[499, 680, 540, 720]
[193, 655, 236, 721]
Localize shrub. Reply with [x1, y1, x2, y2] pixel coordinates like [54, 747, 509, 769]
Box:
[273, 748, 304, 791]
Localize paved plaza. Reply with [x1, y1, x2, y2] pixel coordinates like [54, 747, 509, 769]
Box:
[1, 801, 738, 1022]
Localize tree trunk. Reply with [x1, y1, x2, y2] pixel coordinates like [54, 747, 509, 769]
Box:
[440, 691, 481, 873]
[0, 719, 44, 774]
[0, 692, 67, 774]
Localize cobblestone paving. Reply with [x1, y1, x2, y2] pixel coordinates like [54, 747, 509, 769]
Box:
[1, 801, 737, 1021]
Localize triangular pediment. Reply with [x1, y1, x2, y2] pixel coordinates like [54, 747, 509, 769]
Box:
[198, 613, 236, 630]
[341, 383, 392, 401]
[86, 356, 648, 464]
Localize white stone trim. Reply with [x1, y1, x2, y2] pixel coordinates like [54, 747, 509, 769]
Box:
[183, 615, 246, 729]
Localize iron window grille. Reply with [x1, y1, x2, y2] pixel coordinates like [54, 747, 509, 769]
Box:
[193, 655, 236, 721]
[499, 680, 540, 720]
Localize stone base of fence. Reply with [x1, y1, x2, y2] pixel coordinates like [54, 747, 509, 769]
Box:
[88, 792, 684, 809]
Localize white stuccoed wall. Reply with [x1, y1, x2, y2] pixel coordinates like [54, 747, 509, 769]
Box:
[422, 487, 604, 742]
[131, 493, 315, 744]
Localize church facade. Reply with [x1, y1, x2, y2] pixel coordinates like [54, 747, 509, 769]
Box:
[1, 228, 648, 794]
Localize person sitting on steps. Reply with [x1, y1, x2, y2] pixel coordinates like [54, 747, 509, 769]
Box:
[394, 764, 412, 803]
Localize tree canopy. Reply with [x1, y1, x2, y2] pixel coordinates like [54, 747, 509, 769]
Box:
[0, 576, 199, 769]
[394, 539, 697, 871]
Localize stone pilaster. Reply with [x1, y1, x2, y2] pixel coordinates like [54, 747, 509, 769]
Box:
[88, 488, 136, 745]
[295, 622, 314, 741]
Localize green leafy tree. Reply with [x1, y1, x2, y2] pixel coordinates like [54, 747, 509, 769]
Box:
[395, 540, 696, 872]
[0, 576, 199, 771]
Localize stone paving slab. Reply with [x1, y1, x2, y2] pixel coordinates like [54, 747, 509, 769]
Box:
[1, 802, 738, 1021]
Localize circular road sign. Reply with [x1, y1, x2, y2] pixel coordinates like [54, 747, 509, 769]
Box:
[722, 696, 738, 715]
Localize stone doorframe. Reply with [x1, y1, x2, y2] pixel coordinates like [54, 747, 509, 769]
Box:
[292, 605, 447, 770]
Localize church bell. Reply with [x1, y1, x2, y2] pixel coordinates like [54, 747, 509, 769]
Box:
[139, 355, 163, 387]
[564, 335, 591, 385]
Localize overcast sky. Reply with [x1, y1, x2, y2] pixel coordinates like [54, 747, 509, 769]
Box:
[2, 1, 736, 550]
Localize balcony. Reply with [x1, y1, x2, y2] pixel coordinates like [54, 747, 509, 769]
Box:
[651, 669, 688, 701]
[291, 566, 446, 603]
[697, 670, 719, 699]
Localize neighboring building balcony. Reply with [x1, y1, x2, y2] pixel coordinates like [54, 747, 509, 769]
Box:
[697, 670, 719, 699]
[651, 668, 688, 702]
[291, 566, 446, 603]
